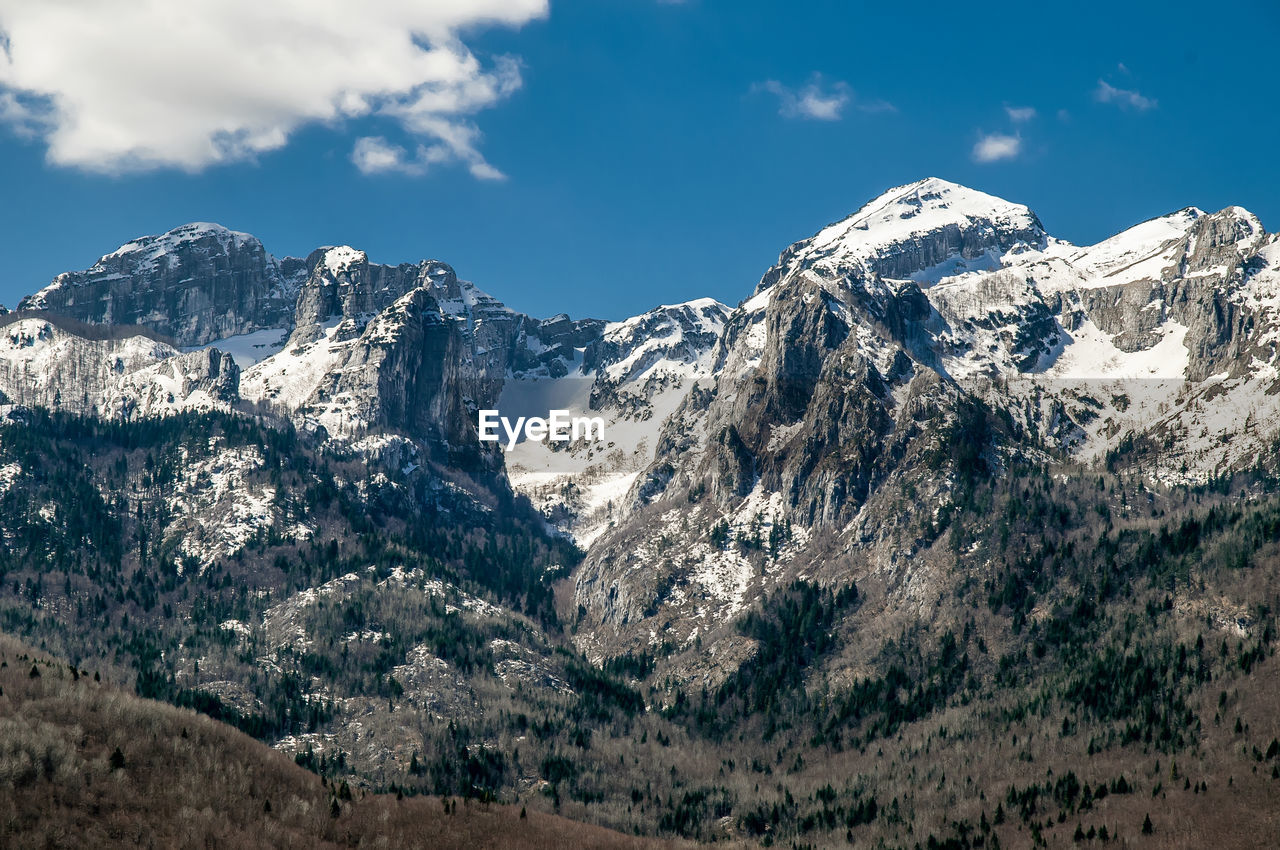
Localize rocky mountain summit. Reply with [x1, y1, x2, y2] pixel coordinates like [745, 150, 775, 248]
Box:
[19, 223, 306, 346]
[9, 224, 621, 472]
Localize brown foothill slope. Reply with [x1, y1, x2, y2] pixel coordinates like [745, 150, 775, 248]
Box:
[0, 632, 685, 850]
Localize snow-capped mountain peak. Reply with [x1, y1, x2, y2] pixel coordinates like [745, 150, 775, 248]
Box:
[26, 221, 271, 308]
[812, 177, 1042, 252]
[756, 178, 1048, 297]
[597, 298, 729, 382]
[103, 221, 260, 260]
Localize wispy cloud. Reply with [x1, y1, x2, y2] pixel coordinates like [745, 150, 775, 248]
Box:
[753, 74, 892, 121]
[972, 132, 1022, 163]
[351, 136, 461, 178]
[1095, 79, 1157, 111]
[1004, 105, 1036, 123]
[0, 0, 547, 177]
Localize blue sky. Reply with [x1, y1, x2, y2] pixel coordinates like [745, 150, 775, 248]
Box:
[1, 0, 1278, 320]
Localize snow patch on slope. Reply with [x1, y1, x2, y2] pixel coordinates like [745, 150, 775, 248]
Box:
[1065, 208, 1203, 287]
[1044, 320, 1190, 380]
[239, 318, 345, 411]
[188, 327, 289, 369]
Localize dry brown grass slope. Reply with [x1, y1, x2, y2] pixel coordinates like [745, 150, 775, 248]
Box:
[0, 633, 690, 850]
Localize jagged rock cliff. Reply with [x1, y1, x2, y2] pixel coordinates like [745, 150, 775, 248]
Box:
[250, 284, 495, 468]
[15, 230, 612, 472]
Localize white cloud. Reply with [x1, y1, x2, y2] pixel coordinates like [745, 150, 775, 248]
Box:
[1005, 105, 1036, 123]
[0, 1, 547, 176]
[351, 132, 491, 180]
[972, 132, 1021, 163]
[1095, 79, 1157, 111]
[352, 137, 411, 175]
[754, 74, 889, 121]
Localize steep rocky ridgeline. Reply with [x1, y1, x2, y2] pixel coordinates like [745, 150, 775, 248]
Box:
[15, 231, 613, 474]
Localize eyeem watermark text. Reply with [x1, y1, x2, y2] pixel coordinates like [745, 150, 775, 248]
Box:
[478, 409, 606, 450]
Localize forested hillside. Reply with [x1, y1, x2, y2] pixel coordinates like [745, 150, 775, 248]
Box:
[2, 409, 1279, 847]
[0, 632, 680, 849]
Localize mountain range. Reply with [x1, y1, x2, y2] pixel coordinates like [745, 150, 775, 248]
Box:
[2, 177, 1279, 847]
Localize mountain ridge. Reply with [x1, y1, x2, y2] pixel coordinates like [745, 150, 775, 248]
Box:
[3, 181, 1280, 845]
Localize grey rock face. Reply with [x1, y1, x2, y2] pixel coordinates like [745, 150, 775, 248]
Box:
[173, 348, 240, 403]
[294, 287, 496, 468]
[1181, 207, 1265, 274]
[1064, 208, 1264, 380]
[513, 313, 608, 377]
[283, 247, 566, 433]
[534, 313, 608, 351]
[651, 263, 948, 530]
[289, 247, 432, 345]
[20, 223, 305, 346]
